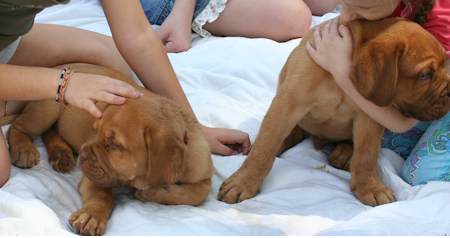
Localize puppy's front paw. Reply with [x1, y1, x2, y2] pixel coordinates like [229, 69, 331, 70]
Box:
[218, 170, 262, 204]
[49, 148, 75, 173]
[135, 188, 158, 202]
[9, 140, 40, 169]
[69, 208, 108, 236]
[352, 181, 396, 206]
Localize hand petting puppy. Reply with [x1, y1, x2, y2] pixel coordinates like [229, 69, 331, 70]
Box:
[306, 17, 418, 133]
[306, 18, 353, 86]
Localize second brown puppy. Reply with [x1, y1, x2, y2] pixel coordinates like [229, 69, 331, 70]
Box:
[7, 64, 213, 235]
[218, 18, 450, 206]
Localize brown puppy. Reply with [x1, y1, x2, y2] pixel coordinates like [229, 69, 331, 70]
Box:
[218, 18, 450, 206]
[7, 64, 213, 235]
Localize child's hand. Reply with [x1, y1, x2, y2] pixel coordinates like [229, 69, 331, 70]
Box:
[306, 18, 353, 83]
[157, 12, 193, 53]
[201, 126, 251, 156]
[65, 73, 142, 118]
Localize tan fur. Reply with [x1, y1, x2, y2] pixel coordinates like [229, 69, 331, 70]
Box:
[218, 18, 450, 206]
[7, 64, 213, 235]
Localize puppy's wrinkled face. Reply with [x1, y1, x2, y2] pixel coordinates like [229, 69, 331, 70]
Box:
[79, 96, 188, 189]
[395, 36, 450, 121]
[340, 0, 400, 23]
[382, 22, 450, 121]
[351, 20, 450, 122]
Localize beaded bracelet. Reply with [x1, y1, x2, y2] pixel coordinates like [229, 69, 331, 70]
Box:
[55, 67, 72, 104]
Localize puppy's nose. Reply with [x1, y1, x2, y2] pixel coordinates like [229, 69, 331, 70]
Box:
[79, 146, 96, 163]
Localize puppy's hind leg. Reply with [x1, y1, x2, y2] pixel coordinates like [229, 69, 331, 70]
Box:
[43, 127, 75, 173]
[328, 141, 353, 171]
[8, 100, 62, 169]
[277, 125, 308, 156]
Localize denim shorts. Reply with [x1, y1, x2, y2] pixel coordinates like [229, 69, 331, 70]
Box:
[140, 0, 211, 25]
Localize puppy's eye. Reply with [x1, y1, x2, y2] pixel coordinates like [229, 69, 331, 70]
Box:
[418, 70, 435, 81]
[105, 137, 121, 151]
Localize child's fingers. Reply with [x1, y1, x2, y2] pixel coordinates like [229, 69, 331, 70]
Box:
[321, 21, 331, 38]
[83, 100, 102, 119]
[164, 41, 178, 53]
[96, 92, 126, 105]
[213, 141, 237, 156]
[339, 25, 352, 43]
[329, 18, 339, 36]
[313, 29, 322, 48]
[306, 42, 319, 61]
[105, 79, 141, 98]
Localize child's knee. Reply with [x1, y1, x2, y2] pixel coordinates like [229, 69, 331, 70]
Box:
[278, 1, 312, 41]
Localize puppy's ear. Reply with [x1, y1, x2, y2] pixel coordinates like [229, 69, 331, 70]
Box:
[93, 119, 102, 130]
[351, 37, 404, 106]
[143, 126, 187, 185]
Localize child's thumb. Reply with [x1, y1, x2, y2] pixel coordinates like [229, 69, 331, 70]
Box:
[164, 41, 177, 53]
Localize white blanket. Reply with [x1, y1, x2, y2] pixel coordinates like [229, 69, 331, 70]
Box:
[1, 0, 450, 235]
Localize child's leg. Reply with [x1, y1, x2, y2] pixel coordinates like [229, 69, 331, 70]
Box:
[8, 24, 131, 77]
[0, 130, 11, 187]
[303, 0, 339, 16]
[203, 0, 312, 42]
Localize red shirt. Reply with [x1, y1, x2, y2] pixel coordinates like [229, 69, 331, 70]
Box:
[392, 0, 450, 57]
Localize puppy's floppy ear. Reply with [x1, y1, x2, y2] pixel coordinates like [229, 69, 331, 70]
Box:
[143, 125, 187, 185]
[351, 37, 404, 106]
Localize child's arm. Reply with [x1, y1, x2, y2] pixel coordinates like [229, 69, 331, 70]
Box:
[305, 18, 418, 133]
[157, 0, 197, 52]
[0, 64, 141, 118]
[101, 0, 251, 155]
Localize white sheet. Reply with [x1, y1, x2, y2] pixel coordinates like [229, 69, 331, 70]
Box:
[1, 0, 450, 235]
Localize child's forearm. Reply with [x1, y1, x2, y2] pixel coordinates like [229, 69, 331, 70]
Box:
[119, 30, 195, 115]
[337, 76, 418, 133]
[0, 64, 59, 101]
[102, 0, 196, 116]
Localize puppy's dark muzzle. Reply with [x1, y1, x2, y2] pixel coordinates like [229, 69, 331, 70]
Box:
[79, 144, 111, 186]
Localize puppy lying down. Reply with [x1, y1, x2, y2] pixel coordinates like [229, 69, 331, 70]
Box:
[7, 64, 213, 235]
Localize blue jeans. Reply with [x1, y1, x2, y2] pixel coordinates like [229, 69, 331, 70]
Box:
[382, 121, 431, 159]
[140, 0, 211, 25]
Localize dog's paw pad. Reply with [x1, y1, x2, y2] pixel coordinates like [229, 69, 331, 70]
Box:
[218, 171, 260, 204]
[49, 148, 75, 173]
[69, 210, 107, 236]
[10, 144, 40, 169]
[354, 183, 396, 206]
